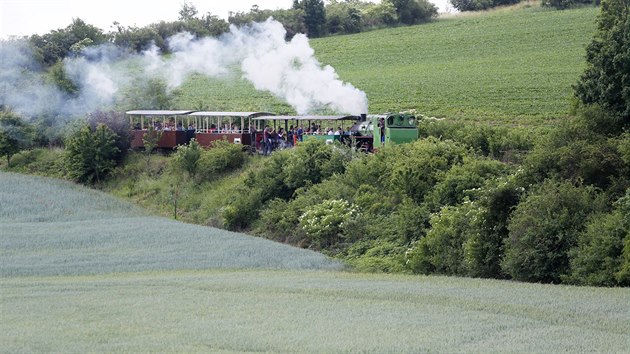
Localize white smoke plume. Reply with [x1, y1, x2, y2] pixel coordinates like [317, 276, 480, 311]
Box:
[1, 18, 368, 120]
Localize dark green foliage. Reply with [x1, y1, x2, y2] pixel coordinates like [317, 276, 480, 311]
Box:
[574, 0, 630, 124]
[294, 0, 327, 37]
[387, 138, 467, 204]
[407, 201, 483, 275]
[283, 139, 352, 189]
[117, 78, 174, 111]
[64, 123, 120, 184]
[543, 0, 597, 9]
[0, 111, 33, 166]
[197, 140, 245, 180]
[568, 190, 630, 286]
[173, 138, 202, 177]
[418, 119, 534, 162]
[49, 61, 78, 95]
[390, 0, 438, 24]
[222, 141, 352, 231]
[521, 117, 626, 192]
[29, 18, 108, 66]
[326, 1, 364, 34]
[502, 180, 605, 283]
[450, 0, 521, 11]
[87, 111, 131, 163]
[427, 157, 510, 210]
[112, 25, 165, 53]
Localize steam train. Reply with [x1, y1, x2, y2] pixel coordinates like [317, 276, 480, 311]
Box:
[126, 110, 419, 152]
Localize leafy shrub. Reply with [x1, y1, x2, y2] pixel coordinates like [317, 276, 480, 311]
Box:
[299, 199, 359, 249]
[197, 140, 245, 180]
[427, 157, 510, 210]
[65, 123, 120, 184]
[406, 201, 484, 276]
[568, 190, 630, 286]
[450, 0, 520, 12]
[521, 117, 625, 190]
[173, 138, 202, 177]
[388, 138, 467, 203]
[418, 119, 533, 162]
[86, 110, 131, 163]
[502, 180, 604, 283]
[542, 0, 595, 9]
[283, 139, 352, 189]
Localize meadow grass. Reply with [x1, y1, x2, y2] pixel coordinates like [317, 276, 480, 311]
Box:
[2, 270, 628, 352]
[0, 171, 343, 275]
[174, 6, 598, 125]
[2, 168, 628, 352]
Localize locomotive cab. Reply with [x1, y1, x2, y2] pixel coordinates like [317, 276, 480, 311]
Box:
[370, 113, 419, 149]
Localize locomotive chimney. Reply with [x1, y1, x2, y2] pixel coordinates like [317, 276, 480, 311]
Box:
[360, 113, 367, 121]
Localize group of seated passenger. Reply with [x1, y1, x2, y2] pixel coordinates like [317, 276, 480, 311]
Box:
[207, 124, 243, 134]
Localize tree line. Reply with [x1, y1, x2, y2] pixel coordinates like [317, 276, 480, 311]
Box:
[22, 0, 438, 67]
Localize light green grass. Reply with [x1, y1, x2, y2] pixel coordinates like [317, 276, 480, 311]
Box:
[2, 171, 628, 352]
[174, 6, 598, 125]
[0, 171, 343, 275]
[2, 270, 628, 352]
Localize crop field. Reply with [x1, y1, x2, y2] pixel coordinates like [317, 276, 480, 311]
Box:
[174, 5, 598, 125]
[2, 172, 630, 352]
[0, 172, 343, 275]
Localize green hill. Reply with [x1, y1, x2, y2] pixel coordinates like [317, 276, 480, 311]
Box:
[174, 5, 598, 125]
[0, 171, 343, 276]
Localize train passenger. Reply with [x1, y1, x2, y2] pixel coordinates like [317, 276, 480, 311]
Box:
[263, 125, 271, 155]
[297, 125, 304, 142]
[176, 122, 184, 131]
[187, 123, 195, 131]
[379, 117, 385, 142]
[287, 126, 294, 147]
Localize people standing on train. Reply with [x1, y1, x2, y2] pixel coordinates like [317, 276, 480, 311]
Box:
[263, 125, 271, 155]
[287, 126, 294, 147]
[379, 117, 385, 142]
[297, 125, 304, 142]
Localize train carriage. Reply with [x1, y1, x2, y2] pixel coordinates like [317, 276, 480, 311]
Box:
[127, 110, 196, 149]
[189, 111, 273, 147]
[126, 110, 274, 150]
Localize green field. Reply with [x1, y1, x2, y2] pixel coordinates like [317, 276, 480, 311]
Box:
[174, 5, 598, 125]
[2, 173, 629, 352]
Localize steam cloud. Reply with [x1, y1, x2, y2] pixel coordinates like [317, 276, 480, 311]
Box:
[0, 18, 368, 120]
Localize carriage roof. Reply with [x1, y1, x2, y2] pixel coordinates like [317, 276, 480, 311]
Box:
[188, 112, 274, 118]
[125, 110, 196, 116]
[252, 115, 360, 121]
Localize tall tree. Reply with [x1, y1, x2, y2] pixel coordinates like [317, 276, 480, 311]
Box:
[294, 0, 326, 37]
[574, 0, 630, 127]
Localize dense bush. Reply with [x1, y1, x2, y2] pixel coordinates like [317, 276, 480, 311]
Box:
[520, 117, 626, 192]
[197, 141, 246, 180]
[299, 199, 359, 248]
[450, 0, 521, 12]
[418, 119, 534, 162]
[64, 123, 120, 184]
[542, 0, 596, 9]
[568, 190, 630, 286]
[406, 201, 484, 276]
[427, 157, 510, 210]
[574, 0, 630, 123]
[502, 180, 605, 283]
[172, 138, 202, 177]
[86, 111, 131, 163]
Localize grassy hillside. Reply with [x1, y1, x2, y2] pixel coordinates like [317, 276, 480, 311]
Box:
[3, 271, 628, 352]
[0, 171, 343, 276]
[174, 5, 598, 125]
[1, 172, 628, 352]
